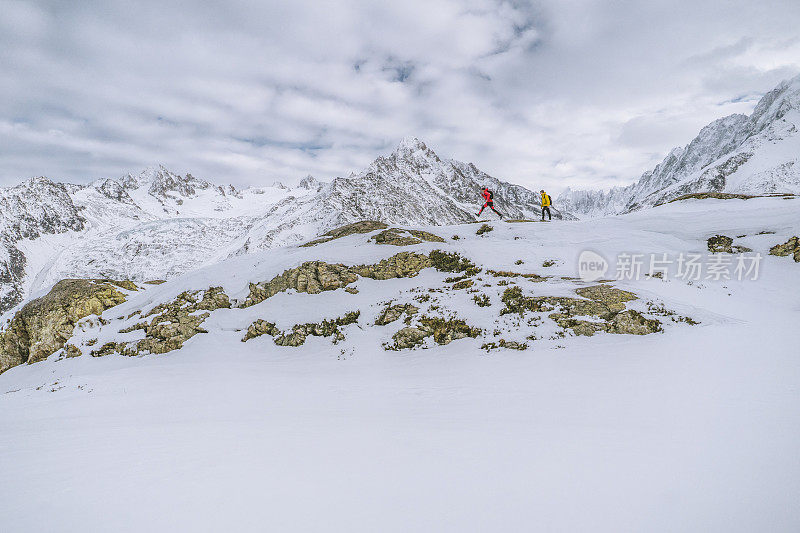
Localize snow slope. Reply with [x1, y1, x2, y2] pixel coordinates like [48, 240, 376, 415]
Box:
[1, 196, 799, 532]
[0, 140, 562, 313]
[558, 74, 800, 217]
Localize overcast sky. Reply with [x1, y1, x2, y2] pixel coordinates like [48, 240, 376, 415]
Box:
[2, 0, 799, 192]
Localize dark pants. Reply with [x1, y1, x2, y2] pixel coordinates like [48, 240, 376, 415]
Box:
[478, 201, 502, 217]
[541, 206, 551, 220]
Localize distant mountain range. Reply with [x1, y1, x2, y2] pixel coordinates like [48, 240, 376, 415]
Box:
[0, 138, 563, 313]
[557, 74, 800, 217]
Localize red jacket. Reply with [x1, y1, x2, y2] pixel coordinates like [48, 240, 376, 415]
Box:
[482, 189, 492, 203]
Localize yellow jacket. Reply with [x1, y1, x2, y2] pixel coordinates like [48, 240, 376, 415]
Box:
[540, 192, 551, 207]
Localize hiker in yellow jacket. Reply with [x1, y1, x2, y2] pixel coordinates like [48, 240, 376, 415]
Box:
[540, 190, 552, 221]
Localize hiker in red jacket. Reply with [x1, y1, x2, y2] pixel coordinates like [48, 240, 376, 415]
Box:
[477, 187, 503, 218]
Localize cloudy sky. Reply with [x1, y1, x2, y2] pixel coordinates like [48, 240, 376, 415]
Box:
[2, 0, 799, 192]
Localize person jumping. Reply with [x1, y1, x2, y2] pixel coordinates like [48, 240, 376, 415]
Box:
[540, 189, 552, 221]
[477, 187, 503, 218]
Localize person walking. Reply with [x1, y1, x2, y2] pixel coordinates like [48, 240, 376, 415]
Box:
[477, 187, 503, 218]
[540, 189, 552, 221]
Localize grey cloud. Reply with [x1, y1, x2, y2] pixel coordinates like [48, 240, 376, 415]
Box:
[1, 0, 799, 194]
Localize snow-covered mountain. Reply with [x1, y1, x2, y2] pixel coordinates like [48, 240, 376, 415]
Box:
[0, 139, 559, 313]
[558, 74, 800, 217]
[2, 194, 799, 531]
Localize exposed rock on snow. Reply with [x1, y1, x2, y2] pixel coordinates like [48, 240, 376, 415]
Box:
[0, 278, 133, 373]
[559, 74, 800, 216]
[243, 262, 360, 307]
[388, 316, 482, 350]
[351, 252, 432, 280]
[301, 220, 388, 247]
[242, 319, 280, 342]
[428, 249, 480, 275]
[389, 327, 429, 349]
[707, 234, 751, 254]
[242, 251, 432, 308]
[370, 228, 445, 246]
[375, 303, 419, 326]
[476, 223, 494, 235]
[242, 311, 360, 346]
[769, 236, 800, 262]
[500, 284, 662, 337]
[93, 287, 231, 357]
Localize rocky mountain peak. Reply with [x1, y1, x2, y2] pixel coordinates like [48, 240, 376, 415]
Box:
[389, 137, 441, 166]
[148, 167, 205, 198]
[394, 136, 429, 153]
[298, 175, 322, 191]
[749, 73, 800, 133]
[119, 165, 216, 199]
[93, 178, 137, 205]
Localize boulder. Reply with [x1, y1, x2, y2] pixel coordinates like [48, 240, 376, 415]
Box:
[375, 304, 419, 326]
[0, 279, 132, 373]
[769, 236, 800, 262]
[476, 224, 493, 235]
[608, 310, 663, 335]
[242, 319, 280, 341]
[707, 234, 751, 253]
[417, 316, 482, 346]
[575, 284, 637, 312]
[390, 327, 427, 349]
[708, 234, 733, 253]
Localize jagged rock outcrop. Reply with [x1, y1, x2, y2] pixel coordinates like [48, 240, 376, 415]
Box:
[428, 249, 480, 275]
[370, 228, 445, 246]
[707, 235, 751, 253]
[242, 319, 281, 342]
[0, 279, 134, 373]
[769, 236, 800, 261]
[242, 311, 360, 346]
[607, 310, 663, 335]
[243, 262, 360, 307]
[351, 252, 431, 280]
[390, 327, 429, 349]
[664, 192, 756, 203]
[387, 316, 482, 350]
[500, 284, 663, 337]
[242, 252, 432, 308]
[92, 287, 231, 357]
[375, 303, 419, 325]
[476, 224, 493, 235]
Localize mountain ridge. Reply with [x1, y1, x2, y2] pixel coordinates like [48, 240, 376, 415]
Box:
[558, 74, 800, 217]
[0, 139, 561, 314]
